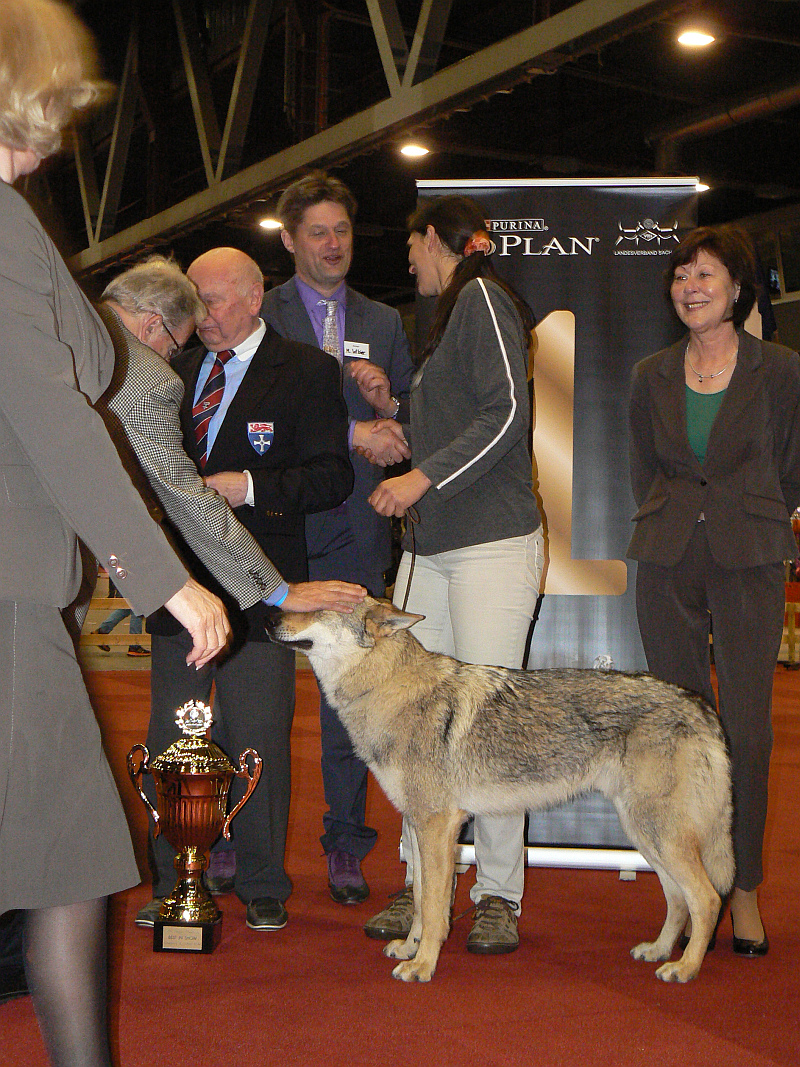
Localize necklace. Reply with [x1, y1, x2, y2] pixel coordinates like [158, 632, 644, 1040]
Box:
[685, 342, 738, 382]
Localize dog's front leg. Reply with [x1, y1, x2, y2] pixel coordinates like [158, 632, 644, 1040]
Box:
[384, 824, 424, 963]
[390, 809, 464, 983]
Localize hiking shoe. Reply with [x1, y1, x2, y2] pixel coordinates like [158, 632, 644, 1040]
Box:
[466, 896, 519, 954]
[364, 886, 414, 940]
[327, 849, 369, 904]
[134, 898, 165, 928]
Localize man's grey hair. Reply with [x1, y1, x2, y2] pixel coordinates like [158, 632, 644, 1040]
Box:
[101, 255, 206, 329]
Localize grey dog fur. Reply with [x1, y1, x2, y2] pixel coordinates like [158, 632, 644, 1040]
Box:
[268, 597, 734, 983]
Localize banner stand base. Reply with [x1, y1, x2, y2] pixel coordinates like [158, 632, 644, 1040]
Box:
[400, 842, 652, 876]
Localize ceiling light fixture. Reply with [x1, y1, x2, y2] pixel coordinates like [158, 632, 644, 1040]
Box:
[259, 217, 282, 230]
[678, 30, 716, 47]
[400, 143, 429, 158]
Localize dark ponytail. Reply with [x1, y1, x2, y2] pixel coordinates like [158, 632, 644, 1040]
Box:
[408, 195, 535, 362]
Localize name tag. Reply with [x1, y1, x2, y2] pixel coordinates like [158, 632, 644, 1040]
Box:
[344, 341, 369, 361]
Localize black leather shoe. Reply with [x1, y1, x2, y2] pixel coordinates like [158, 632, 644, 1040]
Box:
[246, 897, 287, 931]
[733, 930, 769, 957]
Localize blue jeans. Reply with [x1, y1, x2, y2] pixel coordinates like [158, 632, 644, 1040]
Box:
[97, 608, 142, 636]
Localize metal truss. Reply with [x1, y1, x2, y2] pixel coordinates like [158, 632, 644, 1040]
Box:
[69, 0, 679, 275]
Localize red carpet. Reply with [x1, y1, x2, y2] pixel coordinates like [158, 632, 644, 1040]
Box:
[3, 668, 799, 1065]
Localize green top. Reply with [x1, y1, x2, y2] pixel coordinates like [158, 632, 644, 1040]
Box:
[685, 385, 726, 465]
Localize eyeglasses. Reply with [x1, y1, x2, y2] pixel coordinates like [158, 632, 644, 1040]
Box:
[161, 320, 184, 359]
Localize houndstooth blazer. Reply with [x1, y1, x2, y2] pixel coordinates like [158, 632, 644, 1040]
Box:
[95, 304, 283, 608]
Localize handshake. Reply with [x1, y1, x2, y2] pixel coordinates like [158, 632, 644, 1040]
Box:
[352, 419, 410, 467]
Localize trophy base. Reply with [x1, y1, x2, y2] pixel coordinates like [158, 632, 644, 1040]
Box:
[153, 916, 222, 954]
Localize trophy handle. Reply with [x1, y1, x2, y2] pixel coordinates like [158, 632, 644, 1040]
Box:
[126, 743, 161, 836]
[222, 749, 263, 840]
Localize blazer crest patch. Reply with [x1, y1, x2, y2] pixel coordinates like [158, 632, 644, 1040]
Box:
[247, 421, 274, 454]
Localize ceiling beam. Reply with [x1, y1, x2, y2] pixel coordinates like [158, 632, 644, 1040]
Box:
[403, 0, 454, 89]
[70, 0, 676, 274]
[217, 0, 274, 180]
[173, 0, 222, 186]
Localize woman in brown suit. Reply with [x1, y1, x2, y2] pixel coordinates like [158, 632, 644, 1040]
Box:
[628, 224, 800, 958]
[0, 4, 229, 1063]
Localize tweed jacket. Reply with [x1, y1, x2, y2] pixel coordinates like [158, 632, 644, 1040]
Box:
[96, 305, 284, 608]
[152, 323, 352, 639]
[0, 181, 187, 614]
[261, 278, 414, 576]
[628, 329, 800, 569]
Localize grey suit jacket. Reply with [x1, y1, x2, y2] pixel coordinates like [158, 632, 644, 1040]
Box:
[261, 278, 414, 577]
[96, 306, 284, 609]
[628, 329, 800, 569]
[0, 181, 187, 613]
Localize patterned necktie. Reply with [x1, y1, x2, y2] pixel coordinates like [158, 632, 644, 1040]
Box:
[192, 349, 234, 468]
[319, 299, 340, 360]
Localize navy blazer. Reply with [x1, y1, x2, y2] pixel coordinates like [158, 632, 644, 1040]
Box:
[628, 329, 800, 569]
[150, 322, 352, 639]
[261, 279, 414, 578]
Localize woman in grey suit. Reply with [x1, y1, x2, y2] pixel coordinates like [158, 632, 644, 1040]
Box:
[0, 4, 229, 1064]
[629, 224, 800, 959]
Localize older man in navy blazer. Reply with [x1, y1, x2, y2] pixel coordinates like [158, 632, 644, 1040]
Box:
[261, 171, 414, 904]
[147, 247, 354, 933]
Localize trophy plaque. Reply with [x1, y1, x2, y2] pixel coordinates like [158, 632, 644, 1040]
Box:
[127, 700, 262, 953]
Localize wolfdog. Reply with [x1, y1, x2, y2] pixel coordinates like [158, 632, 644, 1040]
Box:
[267, 597, 733, 984]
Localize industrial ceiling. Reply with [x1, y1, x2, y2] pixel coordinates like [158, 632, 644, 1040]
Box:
[29, 0, 800, 305]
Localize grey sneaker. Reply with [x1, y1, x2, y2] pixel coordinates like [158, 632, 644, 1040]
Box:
[363, 886, 414, 940]
[466, 895, 519, 954]
[134, 898, 164, 928]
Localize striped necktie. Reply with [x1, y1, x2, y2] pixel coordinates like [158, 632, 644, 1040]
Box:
[319, 299, 340, 360]
[192, 349, 234, 468]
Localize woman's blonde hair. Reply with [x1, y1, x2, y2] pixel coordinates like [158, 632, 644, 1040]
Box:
[0, 0, 108, 158]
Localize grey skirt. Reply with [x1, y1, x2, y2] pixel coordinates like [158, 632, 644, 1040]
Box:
[0, 600, 139, 910]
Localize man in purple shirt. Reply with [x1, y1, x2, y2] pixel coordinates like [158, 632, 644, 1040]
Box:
[261, 172, 414, 905]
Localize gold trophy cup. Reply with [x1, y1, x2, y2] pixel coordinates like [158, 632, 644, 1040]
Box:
[127, 700, 262, 953]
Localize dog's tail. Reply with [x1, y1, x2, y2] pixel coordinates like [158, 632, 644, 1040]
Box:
[700, 739, 736, 897]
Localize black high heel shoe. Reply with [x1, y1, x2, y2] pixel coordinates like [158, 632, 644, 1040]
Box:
[732, 928, 769, 957]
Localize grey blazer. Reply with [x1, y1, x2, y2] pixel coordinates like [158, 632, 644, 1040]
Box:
[0, 181, 187, 613]
[627, 329, 800, 569]
[96, 305, 285, 608]
[261, 278, 414, 577]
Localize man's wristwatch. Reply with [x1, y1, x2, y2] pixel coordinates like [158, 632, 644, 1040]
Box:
[385, 395, 400, 419]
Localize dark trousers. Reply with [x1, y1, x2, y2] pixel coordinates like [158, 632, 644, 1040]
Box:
[146, 629, 296, 902]
[307, 508, 380, 859]
[636, 523, 785, 891]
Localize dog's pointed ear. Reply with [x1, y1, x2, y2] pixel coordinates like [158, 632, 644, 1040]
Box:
[364, 599, 425, 638]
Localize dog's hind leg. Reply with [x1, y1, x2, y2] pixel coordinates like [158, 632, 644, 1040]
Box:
[389, 808, 465, 983]
[617, 798, 719, 982]
[630, 861, 688, 963]
[652, 848, 720, 983]
[629, 834, 719, 982]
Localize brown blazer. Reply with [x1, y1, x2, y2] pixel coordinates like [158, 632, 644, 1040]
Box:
[627, 329, 800, 569]
[0, 181, 187, 613]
